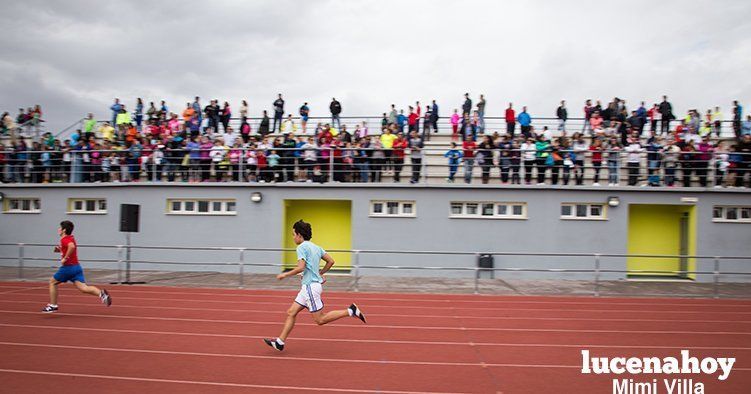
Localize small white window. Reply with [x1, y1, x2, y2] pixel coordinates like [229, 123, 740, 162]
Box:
[370, 201, 416, 218]
[713, 206, 751, 223]
[561, 203, 607, 220]
[4, 198, 41, 213]
[68, 198, 107, 214]
[167, 199, 237, 215]
[450, 202, 526, 220]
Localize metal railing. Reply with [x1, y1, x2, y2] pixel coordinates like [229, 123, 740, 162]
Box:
[60, 116, 744, 140]
[1, 147, 749, 188]
[1, 243, 749, 298]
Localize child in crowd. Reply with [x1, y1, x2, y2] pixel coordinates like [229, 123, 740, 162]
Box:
[444, 142, 463, 183]
[267, 150, 281, 182]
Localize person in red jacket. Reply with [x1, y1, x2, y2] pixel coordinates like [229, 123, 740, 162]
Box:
[407, 106, 419, 133]
[392, 132, 408, 182]
[43, 221, 111, 313]
[505, 103, 516, 137]
[462, 136, 477, 184]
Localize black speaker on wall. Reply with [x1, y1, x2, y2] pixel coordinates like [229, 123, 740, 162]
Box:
[119, 204, 140, 233]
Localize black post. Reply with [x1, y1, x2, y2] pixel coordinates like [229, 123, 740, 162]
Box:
[111, 204, 145, 285]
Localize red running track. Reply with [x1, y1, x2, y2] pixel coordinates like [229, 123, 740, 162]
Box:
[0, 281, 749, 393]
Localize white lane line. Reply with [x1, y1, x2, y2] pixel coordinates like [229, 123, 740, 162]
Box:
[1, 299, 748, 324]
[1, 310, 749, 335]
[0, 286, 48, 295]
[1, 283, 748, 308]
[2, 323, 751, 351]
[0, 368, 465, 394]
[3, 292, 749, 315]
[3, 342, 751, 372]
[0, 341, 549, 368]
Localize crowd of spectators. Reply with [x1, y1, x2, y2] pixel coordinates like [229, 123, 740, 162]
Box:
[1, 106, 44, 137]
[1, 95, 750, 187]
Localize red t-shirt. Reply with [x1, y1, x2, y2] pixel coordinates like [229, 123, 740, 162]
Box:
[60, 235, 79, 266]
[393, 138, 408, 158]
[463, 141, 477, 158]
[589, 145, 603, 162]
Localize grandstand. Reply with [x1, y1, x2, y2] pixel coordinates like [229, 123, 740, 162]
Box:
[2, 114, 748, 186]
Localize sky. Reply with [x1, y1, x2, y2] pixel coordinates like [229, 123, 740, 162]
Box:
[1, 0, 750, 132]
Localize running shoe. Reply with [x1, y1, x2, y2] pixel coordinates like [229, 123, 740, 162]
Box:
[263, 338, 284, 351]
[100, 289, 112, 306]
[349, 303, 367, 323]
[42, 304, 58, 313]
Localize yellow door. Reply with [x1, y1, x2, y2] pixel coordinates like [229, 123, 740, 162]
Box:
[283, 200, 352, 272]
[627, 205, 696, 279]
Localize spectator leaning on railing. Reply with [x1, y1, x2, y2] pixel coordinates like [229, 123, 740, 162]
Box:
[2, 94, 749, 187]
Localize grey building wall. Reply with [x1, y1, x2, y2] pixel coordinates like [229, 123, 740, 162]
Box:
[1, 184, 750, 282]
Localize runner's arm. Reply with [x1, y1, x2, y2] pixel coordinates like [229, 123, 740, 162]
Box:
[277, 259, 305, 280]
[319, 253, 335, 275]
[61, 243, 75, 264]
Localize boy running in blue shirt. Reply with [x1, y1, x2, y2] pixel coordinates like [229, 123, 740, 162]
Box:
[264, 220, 366, 351]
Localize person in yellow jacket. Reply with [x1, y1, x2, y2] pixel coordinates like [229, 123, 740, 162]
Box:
[281, 114, 298, 134]
[712, 107, 723, 137]
[98, 122, 115, 142]
[83, 113, 97, 138]
[115, 106, 132, 140]
[115, 106, 131, 126]
[380, 127, 397, 173]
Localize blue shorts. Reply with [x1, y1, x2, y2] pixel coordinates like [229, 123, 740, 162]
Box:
[53, 265, 86, 283]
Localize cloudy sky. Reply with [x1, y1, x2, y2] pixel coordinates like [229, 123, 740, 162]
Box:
[2, 0, 750, 132]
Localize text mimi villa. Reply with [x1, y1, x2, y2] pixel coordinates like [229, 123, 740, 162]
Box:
[580, 350, 736, 394]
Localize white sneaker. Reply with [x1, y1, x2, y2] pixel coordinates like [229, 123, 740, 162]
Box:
[614, 183, 620, 186]
[593, 182, 600, 186]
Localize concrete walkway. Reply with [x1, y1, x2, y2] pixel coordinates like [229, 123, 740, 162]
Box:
[2, 267, 749, 298]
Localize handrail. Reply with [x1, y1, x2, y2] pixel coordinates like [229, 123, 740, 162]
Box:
[53, 117, 86, 139]
[2, 242, 748, 297]
[2, 242, 749, 260]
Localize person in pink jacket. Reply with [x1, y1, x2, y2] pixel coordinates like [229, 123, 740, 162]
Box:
[450, 109, 460, 141]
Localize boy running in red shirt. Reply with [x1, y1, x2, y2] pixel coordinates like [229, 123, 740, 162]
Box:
[42, 220, 111, 313]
